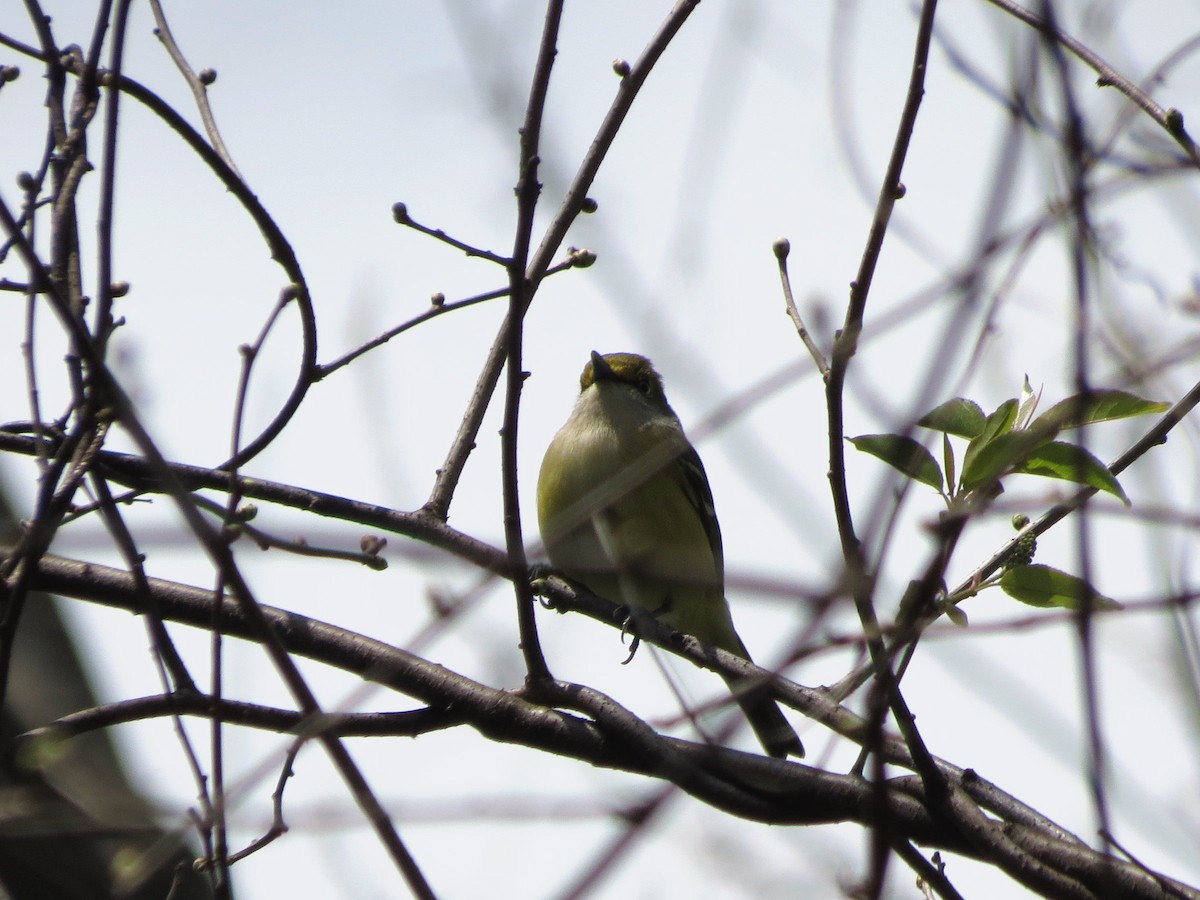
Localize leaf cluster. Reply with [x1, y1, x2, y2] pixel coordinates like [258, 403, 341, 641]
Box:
[850, 384, 1166, 611]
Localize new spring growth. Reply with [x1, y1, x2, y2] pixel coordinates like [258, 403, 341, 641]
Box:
[568, 247, 596, 268]
[360, 535, 388, 570]
[360, 535, 387, 556]
[1005, 514, 1037, 570]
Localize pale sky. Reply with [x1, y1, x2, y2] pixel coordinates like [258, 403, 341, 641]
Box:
[2, 1, 1200, 897]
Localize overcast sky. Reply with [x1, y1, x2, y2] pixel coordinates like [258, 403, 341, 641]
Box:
[2, 1, 1200, 897]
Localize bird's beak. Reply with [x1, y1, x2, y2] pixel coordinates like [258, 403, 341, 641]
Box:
[590, 350, 615, 382]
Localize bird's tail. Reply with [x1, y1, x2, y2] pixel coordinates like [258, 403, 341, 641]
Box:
[724, 673, 805, 759]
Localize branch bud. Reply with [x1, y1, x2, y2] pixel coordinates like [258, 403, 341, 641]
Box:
[568, 247, 596, 268]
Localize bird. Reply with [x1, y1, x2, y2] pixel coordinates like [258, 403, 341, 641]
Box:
[536, 351, 803, 758]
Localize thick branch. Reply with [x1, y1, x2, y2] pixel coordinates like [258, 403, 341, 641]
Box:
[13, 552, 1199, 898]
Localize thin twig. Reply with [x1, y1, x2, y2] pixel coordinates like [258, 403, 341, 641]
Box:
[148, 0, 241, 177]
[93, 0, 133, 357]
[391, 202, 509, 264]
[0, 198, 437, 899]
[891, 842, 965, 900]
[1036, 0, 1111, 851]
[984, 0, 1200, 166]
[419, 0, 702, 522]
[316, 253, 587, 381]
[223, 740, 300, 866]
[773, 238, 829, 378]
[822, 1, 944, 894]
[502, 0, 565, 684]
[524, 0, 703, 289]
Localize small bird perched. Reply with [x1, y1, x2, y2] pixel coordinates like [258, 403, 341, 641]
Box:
[537, 351, 804, 758]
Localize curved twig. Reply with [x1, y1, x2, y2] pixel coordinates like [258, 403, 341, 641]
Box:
[111, 74, 318, 470]
[985, 0, 1200, 167]
[0, 198, 432, 897]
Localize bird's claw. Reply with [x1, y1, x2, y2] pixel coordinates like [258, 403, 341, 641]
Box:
[618, 607, 642, 664]
[621, 633, 641, 665]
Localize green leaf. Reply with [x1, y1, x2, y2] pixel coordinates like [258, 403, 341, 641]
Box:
[1034, 390, 1170, 432]
[961, 399, 1019, 480]
[848, 434, 943, 490]
[1014, 375, 1042, 431]
[1014, 441, 1129, 505]
[939, 600, 969, 626]
[999, 564, 1122, 611]
[918, 398, 986, 438]
[942, 432, 956, 495]
[982, 398, 1020, 437]
[960, 427, 1050, 489]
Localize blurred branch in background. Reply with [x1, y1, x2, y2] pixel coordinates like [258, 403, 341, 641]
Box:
[0, 491, 209, 898]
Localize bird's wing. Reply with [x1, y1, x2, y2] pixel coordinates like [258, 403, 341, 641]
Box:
[675, 444, 724, 585]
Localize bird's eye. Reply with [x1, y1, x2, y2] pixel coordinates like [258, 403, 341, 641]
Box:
[636, 378, 652, 394]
